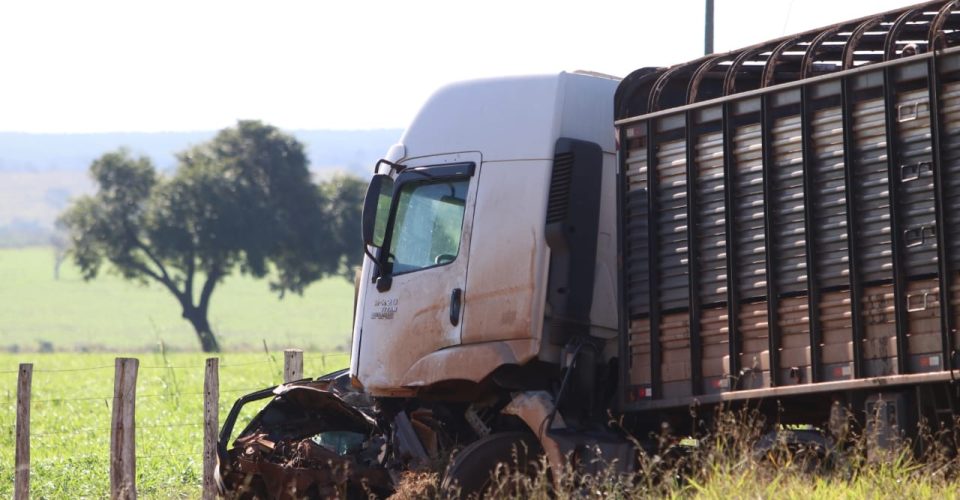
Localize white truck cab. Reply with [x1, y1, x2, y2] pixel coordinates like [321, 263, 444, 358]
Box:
[353, 72, 620, 396]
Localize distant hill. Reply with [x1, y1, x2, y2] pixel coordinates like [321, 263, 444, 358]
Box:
[0, 129, 402, 176]
[0, 129, 402, 245]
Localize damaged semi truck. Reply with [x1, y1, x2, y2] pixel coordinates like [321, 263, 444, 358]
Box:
[218, 1, 960, 497]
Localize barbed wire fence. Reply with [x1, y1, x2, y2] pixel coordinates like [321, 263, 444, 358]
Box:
[5, 350, 350, 499]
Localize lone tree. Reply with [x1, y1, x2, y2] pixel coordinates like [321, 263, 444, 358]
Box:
[59, 121, 338, 352]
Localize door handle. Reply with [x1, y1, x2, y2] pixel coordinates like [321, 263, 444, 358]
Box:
[449, 288, 462, 326]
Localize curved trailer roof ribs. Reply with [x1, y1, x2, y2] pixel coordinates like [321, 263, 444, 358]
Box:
[617, 0, 960, 120]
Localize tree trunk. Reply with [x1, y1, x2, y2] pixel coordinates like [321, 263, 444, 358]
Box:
[184, 308, 220, 352]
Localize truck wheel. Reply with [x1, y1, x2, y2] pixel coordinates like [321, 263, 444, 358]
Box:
[754, 428, 833, 473]
[441, 431, 544, 498]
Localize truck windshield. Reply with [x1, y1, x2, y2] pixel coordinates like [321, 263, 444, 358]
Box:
[387, 179, 469, 274]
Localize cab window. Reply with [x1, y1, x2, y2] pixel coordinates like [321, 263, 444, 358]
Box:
[388, 179, 468, 274]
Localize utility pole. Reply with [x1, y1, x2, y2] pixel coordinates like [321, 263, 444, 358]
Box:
[705, 0, 715, 55]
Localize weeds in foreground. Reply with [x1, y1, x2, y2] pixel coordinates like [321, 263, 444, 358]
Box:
[395, 406, 960, 499]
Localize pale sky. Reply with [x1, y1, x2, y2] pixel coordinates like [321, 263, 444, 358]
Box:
[0, 0, 914, 133]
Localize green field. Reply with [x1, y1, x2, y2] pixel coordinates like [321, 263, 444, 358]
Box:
[0, 247, 357, 497]
[0, 351, 349, 498]
[0, 246, 355, 352]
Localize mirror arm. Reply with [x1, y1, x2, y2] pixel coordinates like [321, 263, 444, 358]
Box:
[363, 245, 381, 279]
[375, 159, 407, 174]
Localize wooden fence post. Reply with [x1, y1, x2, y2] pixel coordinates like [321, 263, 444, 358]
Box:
[284, 349, 304, 383]
[202, 358, 220, 500]
[110, 358, 138, 500]
[14, 363, 32, 500]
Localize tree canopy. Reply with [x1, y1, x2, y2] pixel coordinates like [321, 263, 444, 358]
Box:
[319, 173, 367, 278]
[59, 120, 363, 352]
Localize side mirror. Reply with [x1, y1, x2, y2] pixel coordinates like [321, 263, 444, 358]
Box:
[362, 174, 394, 248]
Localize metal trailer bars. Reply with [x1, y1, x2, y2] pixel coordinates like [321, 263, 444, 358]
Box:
[720, 102, 742, 391]
[929, 31, 958, 375]
[645, 118, 663, 400]
[685, 109, 704, 395]
[615, 0, 960, 408]
[799, 84, 824, 384]
[760, 93, 782, 388]
[838, 74, 866, 381]
[882, 63, 914, 377]
[617, 1, 960, 118]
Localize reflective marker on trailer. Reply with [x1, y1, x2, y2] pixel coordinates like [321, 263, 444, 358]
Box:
[635, 386, 653, 399]
[833, 365, 853, 378]
[712, 378, 730, 389]
[921, 355, 941, 368]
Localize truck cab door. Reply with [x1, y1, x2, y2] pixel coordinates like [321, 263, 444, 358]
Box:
[353, 152, 480, 395]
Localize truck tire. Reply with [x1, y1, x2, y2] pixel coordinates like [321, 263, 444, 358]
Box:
[753, 428, 833, 473]
[441, 431, 543, 498]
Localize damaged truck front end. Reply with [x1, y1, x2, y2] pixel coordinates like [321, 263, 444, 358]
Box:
[217, 370, 396, 498]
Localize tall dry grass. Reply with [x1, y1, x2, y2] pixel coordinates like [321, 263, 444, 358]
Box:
[394, 405, 960, 499]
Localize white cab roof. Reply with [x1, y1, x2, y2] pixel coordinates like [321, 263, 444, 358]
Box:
[398, 72, 619, 162]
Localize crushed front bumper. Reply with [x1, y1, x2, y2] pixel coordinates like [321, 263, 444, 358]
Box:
[217, 370, 393, 499]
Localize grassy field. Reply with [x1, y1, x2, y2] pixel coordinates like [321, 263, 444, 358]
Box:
[0, 246, 355, 352]
[0, 351, 349, 498]
[0, 246, 359, 496]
